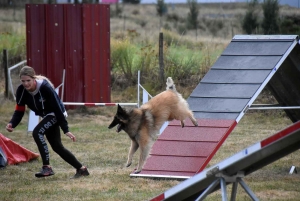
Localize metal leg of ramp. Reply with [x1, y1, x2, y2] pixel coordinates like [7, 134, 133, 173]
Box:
[195, 179, 220, 201]
[289, 166, 297, 174]
[195, 171, 259, 201]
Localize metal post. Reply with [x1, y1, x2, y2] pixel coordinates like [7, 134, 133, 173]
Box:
[220, 177, 228, 201]
[159, 32, 164, 86]
[3, 49, 8, 98]
[238, 178, 259, 201]
[195, 179, 220, 201]
[230, 182, 238, 201]
[138, 70, 140, 108]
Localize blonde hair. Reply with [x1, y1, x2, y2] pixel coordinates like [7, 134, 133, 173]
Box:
[19, 66, 54, 88]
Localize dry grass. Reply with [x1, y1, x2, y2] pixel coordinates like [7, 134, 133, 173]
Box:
[204, 108, 300, 201]
[1, 88, 300, 201]
[1, 2, 300, 201]
[0, 7, 25, 34]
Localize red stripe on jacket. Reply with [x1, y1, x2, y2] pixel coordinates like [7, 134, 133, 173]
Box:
[15, 105, 25, 111]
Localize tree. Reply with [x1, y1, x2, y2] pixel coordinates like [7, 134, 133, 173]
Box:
[123, 0, 140, 4]
[242, 0, 259, 34]
[187, 0, 199, 39]
[262, 0, 279, 34]
[47, 0, 57, 3]
[156, 0, 167, 30]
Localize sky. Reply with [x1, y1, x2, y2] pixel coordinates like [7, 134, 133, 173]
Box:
[55, 0, 300, 8]
[140, 0, 300, 8]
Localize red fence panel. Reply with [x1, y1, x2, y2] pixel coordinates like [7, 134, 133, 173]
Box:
[82, 4, 110, 103]
[64, 4, 84, 103]
[26, 4, 110, 104]
[98, 5, 111, 102]
[26, 4, 47, 75]
[45, 4, 65, 88]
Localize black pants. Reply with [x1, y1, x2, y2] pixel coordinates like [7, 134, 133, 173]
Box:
[32, 115, 82, 169]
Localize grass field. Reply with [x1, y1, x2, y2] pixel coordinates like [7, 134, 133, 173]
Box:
[1, 2, 300, 201]
[1, 90, 300, 201]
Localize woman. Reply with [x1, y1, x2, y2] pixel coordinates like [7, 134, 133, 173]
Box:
[6, 66, 89, 179]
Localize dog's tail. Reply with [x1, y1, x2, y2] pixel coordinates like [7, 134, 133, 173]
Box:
[166, 77, 176, 91]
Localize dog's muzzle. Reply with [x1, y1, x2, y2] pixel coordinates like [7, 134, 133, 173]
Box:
[116, 124, 122, 132]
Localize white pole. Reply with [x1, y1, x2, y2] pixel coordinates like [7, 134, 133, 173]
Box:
[63, 102, 138, 106]
[61, 69, 65, 101]
[249, 106, 300, 110]
[8, 60, 27, 100]
[138, 70, 140, 108]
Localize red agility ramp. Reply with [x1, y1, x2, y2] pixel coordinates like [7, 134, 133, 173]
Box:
[150, 120, 300, 201]
[0, 133, 39, 165]
[134, 119, 237, 178]
[131, 35, 300, 179]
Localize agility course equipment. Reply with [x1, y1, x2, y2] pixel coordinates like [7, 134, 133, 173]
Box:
[150, 120, 300, 201]
[130, 35, 300, 180]
[0, 133, 39, 166]
[26, 4, 111, 104]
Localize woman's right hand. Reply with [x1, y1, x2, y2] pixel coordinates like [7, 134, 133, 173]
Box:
[6, 123, 14, 132]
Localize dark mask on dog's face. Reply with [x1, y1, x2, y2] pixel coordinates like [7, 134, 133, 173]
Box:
[108, 105, 129, 132]
[108, 116, 121, 129]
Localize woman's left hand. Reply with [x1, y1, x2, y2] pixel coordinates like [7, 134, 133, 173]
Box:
[65, 132, 76, 142]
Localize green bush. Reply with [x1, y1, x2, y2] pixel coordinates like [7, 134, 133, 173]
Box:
[0, 31, 26, 79]
[280, 15, 300, 36]
[262, 0, 280, 34]
[242, 0, 259, 34]
[109, 28, 223, 91]
[165, 44, 201, 83]
[111, 38, 140, 85]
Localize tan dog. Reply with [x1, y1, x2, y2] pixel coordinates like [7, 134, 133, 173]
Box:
[108, 77, 198, 173]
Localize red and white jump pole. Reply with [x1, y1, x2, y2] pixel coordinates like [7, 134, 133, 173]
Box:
[63, 102, 138, 106]
[62, 70, 148, 107]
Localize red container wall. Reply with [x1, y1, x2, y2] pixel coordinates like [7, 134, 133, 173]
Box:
[45, 4, 65, 88]
[64, 4, 84, 103]
[25, 4, 110, 104]
[26, 4, 47, 75]
[82, 4, 110, 103]
[98, 5, 111, 102]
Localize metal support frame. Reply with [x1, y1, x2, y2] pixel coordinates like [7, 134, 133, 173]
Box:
[289, 166, 297, 174]
[195, 171, 259, 201]
[7, 60, 27, 100]
[249, 104, 300, 173]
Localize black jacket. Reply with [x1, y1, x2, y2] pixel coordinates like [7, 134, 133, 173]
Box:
[9, 79, 69, 134]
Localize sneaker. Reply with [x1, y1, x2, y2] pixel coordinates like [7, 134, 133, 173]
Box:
[70, 166, 90, 179]
[35, 166, 55, 178]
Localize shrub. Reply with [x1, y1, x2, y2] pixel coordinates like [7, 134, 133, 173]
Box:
[186, 0, 199, 30]
[280, 15, 300, 36]
[166, 13, 179, 22]
[262, 0, 280, 34]
[123, 0, 140, 4]
[164, 44, 201, 84]
[110, 38, 139, 85]
[242, 0, 259, 34]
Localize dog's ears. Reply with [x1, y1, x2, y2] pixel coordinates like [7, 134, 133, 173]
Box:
[117, 104, 122, 109]
[108, 116, 119, 129]
[117, 104, 129, 119]
[117, 104, 124, 112]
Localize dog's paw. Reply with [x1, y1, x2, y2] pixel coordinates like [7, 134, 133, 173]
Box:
[126, 162, 132, 167]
